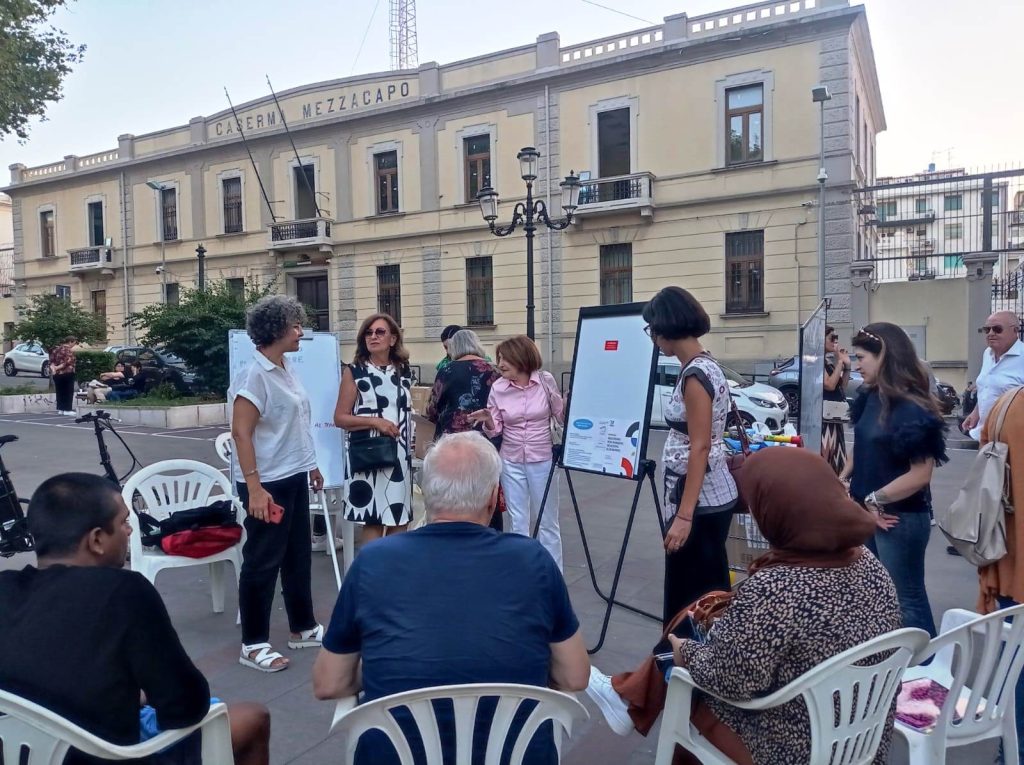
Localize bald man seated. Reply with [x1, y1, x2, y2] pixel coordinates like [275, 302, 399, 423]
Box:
[963, 310, 1024, 440]
[313, 431, 589, 764]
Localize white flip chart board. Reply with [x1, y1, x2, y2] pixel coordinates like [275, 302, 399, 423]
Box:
[228, 330, 345, 489]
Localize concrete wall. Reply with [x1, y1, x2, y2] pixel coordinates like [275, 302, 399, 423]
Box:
[868, 278, 968, 390]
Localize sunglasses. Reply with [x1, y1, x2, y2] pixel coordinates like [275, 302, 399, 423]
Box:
[979, 325, 1007, 335]
[364, 327, 389, 338]
[828, 334, 839, 342]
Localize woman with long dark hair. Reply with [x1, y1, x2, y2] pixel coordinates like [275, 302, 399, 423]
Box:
[842, 322, 947, 636]
[821, 324, 851, 474]
[642, 287, 738, 627]
[334, 313, 413, 545]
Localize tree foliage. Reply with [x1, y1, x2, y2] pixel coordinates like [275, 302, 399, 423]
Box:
[0, 0, 85, 141]
[73, 349, 115, 383]
[5, 293, 107, 350]
[125, 280, 274, 394]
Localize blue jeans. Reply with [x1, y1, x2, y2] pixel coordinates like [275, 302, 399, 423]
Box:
[865, 511, 937, 637]
[996, 596, 1024, 764]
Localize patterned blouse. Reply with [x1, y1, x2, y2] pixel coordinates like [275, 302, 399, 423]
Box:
[662, 353, 737, 519]
[48, 343, 75, 375]
[426, 358, 499, 438]
[678, 553, 903, 765]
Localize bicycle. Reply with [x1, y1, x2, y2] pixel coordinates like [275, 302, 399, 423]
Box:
[0, 436, 32, 557]
[75, 410, 144, 488]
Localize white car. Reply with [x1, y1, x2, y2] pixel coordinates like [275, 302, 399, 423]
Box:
[651, 356, 789, 433]
[3, 342, 51, 377]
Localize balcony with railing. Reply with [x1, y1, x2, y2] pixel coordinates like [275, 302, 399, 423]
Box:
[573, 172, 655, 218]
[267, 217, 333, 252]
[909, 238, 936, 253]
[67, 245, 115, 275]
[872, 254, 965, 283]
[873, 208, 936, 227]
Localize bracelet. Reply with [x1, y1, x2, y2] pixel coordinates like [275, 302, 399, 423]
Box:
[243, 467, 259, 477]
[675, 513, 693, 522]
[866, 491, 886, 506]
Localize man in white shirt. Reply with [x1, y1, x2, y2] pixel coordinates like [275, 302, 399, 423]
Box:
[962, 311, 1024, 440]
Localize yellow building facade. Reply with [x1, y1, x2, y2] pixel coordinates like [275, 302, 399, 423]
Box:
[4, 0, 883, 378]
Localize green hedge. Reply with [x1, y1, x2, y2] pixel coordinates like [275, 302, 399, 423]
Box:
[74, 350, 116, 384]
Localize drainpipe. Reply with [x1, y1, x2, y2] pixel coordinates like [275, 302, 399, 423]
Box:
[794, 210, 810, 330]
[119, 170, 132, 343]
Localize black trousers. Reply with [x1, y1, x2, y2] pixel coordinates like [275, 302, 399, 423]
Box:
[54, 372, 75, 411]
[663, 509, 734, 627]
[237, 471, 317, 645]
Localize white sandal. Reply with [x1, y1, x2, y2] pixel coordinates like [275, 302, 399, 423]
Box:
[288, 623, 324, 650]
[240, 643, 289, 673]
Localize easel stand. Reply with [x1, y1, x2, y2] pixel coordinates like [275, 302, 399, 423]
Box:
[533, 452, 665, 654]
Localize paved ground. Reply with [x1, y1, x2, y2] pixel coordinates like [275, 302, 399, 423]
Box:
[0, 413, 997, 763]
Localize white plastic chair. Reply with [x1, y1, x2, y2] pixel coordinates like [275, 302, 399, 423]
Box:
[895, 604, 1024, 765]
[654, 627, 930, 765]
[329, 683, 589, 764]
[0, 689, 232, 763]
[121, 459, 245, 614]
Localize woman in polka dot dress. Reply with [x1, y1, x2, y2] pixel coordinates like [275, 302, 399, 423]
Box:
[334, 312, 413, 545]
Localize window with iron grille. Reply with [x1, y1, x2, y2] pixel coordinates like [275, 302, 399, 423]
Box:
[165, 283, 179, 306]
[55, 285, 71, 301]
[40, 210, 55, 258]
[466, 256, 493, 326]
[226, 278, 244, 298]
[222, 177, 243, 234]
[160, 187, 178, 241]
[944, 194, 963, 212]
[87, 201, 104, 247]
[725, 231, 764, 314]
[464, 135, 491, 203]
[915, 198, 928, 214]
[725, 84, 763, 165]
[944, 223, 963, 240]
[377, 265, 402, 325]
[375, 151, 399, 214]
[878, 200, 897, 220]
[599, 244, 633, 305]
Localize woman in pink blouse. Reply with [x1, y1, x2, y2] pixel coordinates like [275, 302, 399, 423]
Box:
[469, 335, 565, 569]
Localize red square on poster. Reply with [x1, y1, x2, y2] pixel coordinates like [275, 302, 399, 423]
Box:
[604, 340, 619, 351]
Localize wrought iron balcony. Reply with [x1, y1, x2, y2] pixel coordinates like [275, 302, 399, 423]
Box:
[873, 208, 936, 227]
[573, 172, 655, 218]
[267, 217, 333, 252]
[67, 245, 115, 275]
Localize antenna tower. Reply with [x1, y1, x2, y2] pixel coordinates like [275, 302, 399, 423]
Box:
[389, 0, 418, 70]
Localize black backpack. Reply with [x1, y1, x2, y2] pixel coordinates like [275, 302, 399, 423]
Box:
[136, 499, 237, 548]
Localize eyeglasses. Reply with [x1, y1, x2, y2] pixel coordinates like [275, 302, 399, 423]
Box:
[643, 325, 654, 338]
[828, 334, 839, 342]
[364, 328, 389, 338]
[979, 325, 1007, 335]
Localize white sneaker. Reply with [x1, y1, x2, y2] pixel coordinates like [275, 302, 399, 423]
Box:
[311, 533, 343, 552]
[62, 411, 77, 416]
[585, 665, 633, 736]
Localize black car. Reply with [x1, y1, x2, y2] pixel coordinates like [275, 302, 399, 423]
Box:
[109, 346, 196, 395]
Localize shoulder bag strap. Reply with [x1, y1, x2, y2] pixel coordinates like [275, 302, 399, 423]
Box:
[699, 352, 751, 455]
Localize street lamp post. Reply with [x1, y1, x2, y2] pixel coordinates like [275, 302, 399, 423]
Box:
[811, 85, 832, 304]
[476, 147, 581, 340]
[146, 180, 168, 303]
[196, 244, 207, 292]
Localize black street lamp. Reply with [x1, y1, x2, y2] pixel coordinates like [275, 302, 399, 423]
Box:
[196, 243, 207, 292]
[476, 146, 581, 340]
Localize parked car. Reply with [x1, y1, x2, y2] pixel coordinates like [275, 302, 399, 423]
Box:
[2, 342, 51, 377]
[650, 356, 790, 433]
[767, 355, 959, 418]
[108, 345, 196, 394]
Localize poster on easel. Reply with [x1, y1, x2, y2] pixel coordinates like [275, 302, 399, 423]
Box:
[560, 303, 659, 480]
[797, 300, 827, 450]
[228, 330, 345, 489]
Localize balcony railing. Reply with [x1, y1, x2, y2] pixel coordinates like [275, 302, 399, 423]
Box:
[909, 238, 936, 252]
[871, 254, 965, 283]
[67, 245, 114, 274]
[267, 217, 333, 252]
[874, 208, 936, 227]
[573, 172, 655, 218]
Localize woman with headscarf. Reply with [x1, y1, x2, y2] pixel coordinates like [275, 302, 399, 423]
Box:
[585, 447, 902, 765]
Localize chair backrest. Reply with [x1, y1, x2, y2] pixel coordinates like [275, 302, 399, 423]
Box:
[794, 628, 930, 765]
[121, 459, 238, 559]
[0, 688, 231, 763]
[330, 683, 588, 765]
[214, 433, 234, 466]
[925, 604, 1024, 745]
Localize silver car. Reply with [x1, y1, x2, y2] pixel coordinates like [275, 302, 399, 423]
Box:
[3, 342, 51, 377]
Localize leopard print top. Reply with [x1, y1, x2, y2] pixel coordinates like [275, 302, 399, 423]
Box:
[678, 552, 902, 764]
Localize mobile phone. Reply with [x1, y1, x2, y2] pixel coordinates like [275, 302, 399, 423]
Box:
[267, 502, 284, 524]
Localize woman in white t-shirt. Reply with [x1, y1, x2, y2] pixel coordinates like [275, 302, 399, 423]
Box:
[229, 295, 324, 673]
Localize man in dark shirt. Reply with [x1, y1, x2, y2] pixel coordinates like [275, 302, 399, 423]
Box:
[313, 431, 589, 763]
[0, 473, 270, 765]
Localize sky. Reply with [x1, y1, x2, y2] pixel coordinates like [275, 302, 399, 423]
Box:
[1, 0, 1021, 181]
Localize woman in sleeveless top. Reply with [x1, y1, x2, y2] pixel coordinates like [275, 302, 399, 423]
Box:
[334, 313, 413, 545]
[642, 287, 738, 626]
[822, 324, 851, 475]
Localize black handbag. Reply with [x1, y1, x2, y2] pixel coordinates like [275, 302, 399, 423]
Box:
[347, 365, 405, 474]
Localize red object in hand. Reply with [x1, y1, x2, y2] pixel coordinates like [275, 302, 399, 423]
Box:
[267, 502, 284, 524]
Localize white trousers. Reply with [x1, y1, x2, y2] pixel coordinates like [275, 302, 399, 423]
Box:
[501, 459, 562, 571]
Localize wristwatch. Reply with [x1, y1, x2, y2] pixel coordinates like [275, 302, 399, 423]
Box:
[866, 491, 885, 507]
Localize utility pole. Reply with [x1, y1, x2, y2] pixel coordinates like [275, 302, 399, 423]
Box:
[389, 0, 418, 70]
